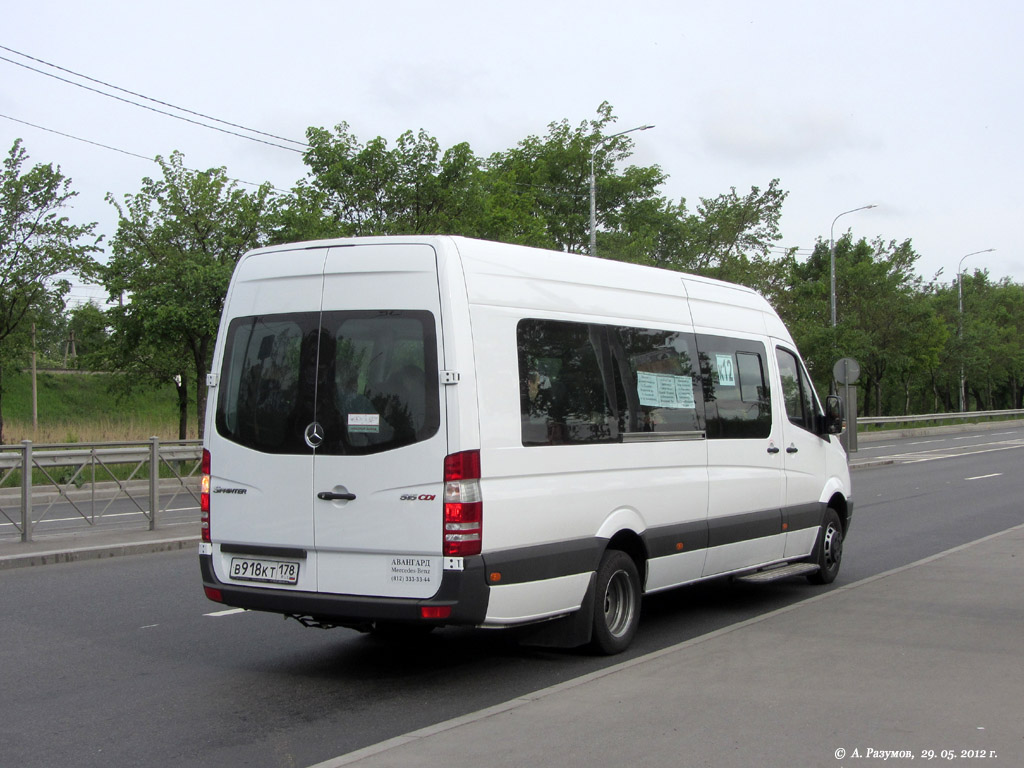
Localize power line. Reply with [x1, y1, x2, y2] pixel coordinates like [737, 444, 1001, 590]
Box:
[0, 50, 305, 154]
[1, 111, 153, 162]
[0, 43, 307, 149]
[0, 112, 292, 194]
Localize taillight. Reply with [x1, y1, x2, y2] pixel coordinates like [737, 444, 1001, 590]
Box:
[201, 449, 211, 543]
[421, 605, 452, 620]
[204, 586, 223, 603]
[443, 450, 482, 557]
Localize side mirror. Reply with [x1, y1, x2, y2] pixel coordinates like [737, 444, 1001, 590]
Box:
[823, 395, 844, 435]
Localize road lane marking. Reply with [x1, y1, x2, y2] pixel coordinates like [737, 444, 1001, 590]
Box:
[966, 473, 1002, 480]
[204, 608, 248, 617]
[0, 509, 199, 531]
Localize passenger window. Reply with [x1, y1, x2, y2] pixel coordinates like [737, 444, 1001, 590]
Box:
[620, 327, 703, 436]
[775, 347, 818, 432]
[519, 321, 622, 446]
[696, 335, 771, 439]
[517, 319, 704, 446]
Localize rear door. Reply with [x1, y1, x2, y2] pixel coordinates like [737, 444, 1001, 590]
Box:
[210, 248, 327, 592]
[312, 244, 448, 599]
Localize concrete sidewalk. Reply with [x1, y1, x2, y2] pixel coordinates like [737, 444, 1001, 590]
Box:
[314, 525, 1024, 768]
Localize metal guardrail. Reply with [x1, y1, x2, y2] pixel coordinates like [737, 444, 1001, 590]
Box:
[2, 408, 1022, 542]
[0, 438, 202, 543]
[857, 408, 1024, 427]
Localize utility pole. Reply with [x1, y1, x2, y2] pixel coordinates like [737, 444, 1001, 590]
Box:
[31, 323, 38, 433]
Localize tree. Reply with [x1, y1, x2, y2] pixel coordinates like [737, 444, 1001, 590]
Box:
[65, 301, 111, 370]
[105, 151, 275, 438]
[281, 124, 489, 242]
[0, 139, 101, 442]
[287, 103, 790, 292]
[955, 272, 1024, 410]
[779, 235, 944, 416]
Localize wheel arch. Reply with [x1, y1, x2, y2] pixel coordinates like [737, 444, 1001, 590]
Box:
[826, 491, 851, 534]
[605, 528, 649, 590]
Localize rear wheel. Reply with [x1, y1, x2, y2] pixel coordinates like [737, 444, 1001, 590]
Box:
[806, 508, 844, 585]
[590, 549, 641, 655]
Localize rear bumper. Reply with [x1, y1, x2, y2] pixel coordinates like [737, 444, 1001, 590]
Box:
[200, 554, 489, 627]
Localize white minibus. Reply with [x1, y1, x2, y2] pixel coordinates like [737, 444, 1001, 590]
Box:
[200, 236, 851, 654]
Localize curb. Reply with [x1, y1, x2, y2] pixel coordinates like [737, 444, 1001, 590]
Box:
[0, 534, 199, 571]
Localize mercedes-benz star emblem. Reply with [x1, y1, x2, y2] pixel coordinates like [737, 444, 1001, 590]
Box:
[304, 422, 325, 449]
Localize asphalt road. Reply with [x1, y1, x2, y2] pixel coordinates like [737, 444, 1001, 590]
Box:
[1, 425, 1022, 768]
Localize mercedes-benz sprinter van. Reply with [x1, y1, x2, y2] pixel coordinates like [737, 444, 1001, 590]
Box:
[200, 236, 851, 654]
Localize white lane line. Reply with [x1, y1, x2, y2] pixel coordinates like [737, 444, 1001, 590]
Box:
[965, 473, 1002, 481]
[0, 509, 199, 531]
[204, 608, 248, 617]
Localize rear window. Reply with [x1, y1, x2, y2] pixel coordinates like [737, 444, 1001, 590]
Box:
[216, 310, 439, 455]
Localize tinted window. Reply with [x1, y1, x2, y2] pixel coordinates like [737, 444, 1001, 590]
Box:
[518, 319, 703, 446]
[217, 310, 439, 455]
[696, 335, 772, 439]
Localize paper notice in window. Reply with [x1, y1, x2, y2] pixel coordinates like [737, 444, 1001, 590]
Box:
[348, 413, 380, 433]
[716, 354, 736, 386]
[637, 372, 696, 409]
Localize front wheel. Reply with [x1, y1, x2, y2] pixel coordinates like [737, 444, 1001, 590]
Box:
[806, 508, 844, 585]
[590, 550, 641, 655]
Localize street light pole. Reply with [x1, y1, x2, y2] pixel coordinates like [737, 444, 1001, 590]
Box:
[957, 248, 996, 412]
[830, 204, 878, 327]
[589, 124, 654, 258]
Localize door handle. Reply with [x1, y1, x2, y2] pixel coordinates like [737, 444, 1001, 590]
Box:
[318, 491, 357, 501]
[786, 445, 799, 454]
[767, 445, 780, 454]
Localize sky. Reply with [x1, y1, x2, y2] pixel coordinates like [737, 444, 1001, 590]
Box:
[3, 0, 1023, 307]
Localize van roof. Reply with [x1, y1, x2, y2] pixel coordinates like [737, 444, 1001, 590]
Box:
[240, 236, 792, 342]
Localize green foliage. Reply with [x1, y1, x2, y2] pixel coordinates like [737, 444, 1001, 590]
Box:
[65, 301, 111, 370]
[2, 369, 189, 444]
[287, 102, 789, 285]
[104, 151, 276, 438]
[282, 124, 489, 241]
[11, 104, 1024, 426]
[0, 139, 102, 442]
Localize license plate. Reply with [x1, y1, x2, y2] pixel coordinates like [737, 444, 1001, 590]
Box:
[229, 557, 300, 585]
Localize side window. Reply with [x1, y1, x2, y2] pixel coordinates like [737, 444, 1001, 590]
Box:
[619, 327, 703, 436]
[518, 320, 624, 446]
[517, 319, 704, 446]
[696, 335, 772, 439]
[775, 347, 818, 432]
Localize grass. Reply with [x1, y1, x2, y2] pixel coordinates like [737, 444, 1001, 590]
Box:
[1, 370, 196, 445]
